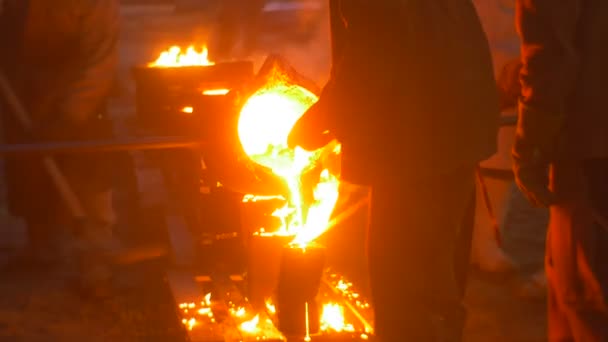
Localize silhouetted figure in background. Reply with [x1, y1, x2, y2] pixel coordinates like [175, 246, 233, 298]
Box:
[0, 0, 120, 298]
[512, 0, 608, 340]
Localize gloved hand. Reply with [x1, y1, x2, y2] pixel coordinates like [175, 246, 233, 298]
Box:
[497, 59, 522, 111]
[512, 101, 565, 207]
[288, 100, 335, 151]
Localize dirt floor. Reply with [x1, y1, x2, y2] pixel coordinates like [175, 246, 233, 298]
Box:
[0, 3, 548, 341]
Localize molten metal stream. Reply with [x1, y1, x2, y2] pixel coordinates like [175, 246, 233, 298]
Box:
[237, 65, 341, 246]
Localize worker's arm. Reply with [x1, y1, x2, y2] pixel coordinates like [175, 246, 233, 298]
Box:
[512, 0, 583, 207]
[288, 0, 350, 150]
[516, 0, 582, 115]
[58, 0, 120, 124]
[314, 0, 347, 109]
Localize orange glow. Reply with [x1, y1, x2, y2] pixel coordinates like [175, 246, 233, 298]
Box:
[181, 317, 197, 331]
[238, 66, 341, 246]
[203, 88, 230, 96]
[181, 106, 194, 114]
[265, 298, 277, 315]
[178, 293, 215, 332]
[240, 314, 260, 333]
[321, 303, 355, 333]
[149, 45, 214, 68]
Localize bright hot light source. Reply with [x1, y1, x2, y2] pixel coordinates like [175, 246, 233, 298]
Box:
[240, 314, 260, 333]
[238, 66, 341, 246]
[149, 45, 214, 68]
[203, 88, 230, 96]
[321, 303, 354, 333]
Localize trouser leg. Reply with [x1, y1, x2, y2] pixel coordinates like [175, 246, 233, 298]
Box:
[368, 166, 475, 342]
[71, 189, 118, 297]
[455, 190, 476, 298]
[547, 159, 608, 341]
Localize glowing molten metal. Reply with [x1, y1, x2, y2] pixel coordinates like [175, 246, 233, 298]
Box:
[149, 45, 214, 68]
[238, 67, 340, 246]
[321, 303, 354, 333]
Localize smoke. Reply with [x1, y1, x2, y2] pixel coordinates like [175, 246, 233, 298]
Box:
[249, 0, 332, 88]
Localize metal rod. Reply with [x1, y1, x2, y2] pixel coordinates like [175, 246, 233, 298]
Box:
[0, 136, 205, 156]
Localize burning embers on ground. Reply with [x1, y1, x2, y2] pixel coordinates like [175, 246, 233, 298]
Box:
[178, 272, 372, 341]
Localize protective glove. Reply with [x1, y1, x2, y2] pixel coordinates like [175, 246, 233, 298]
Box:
[497, 59, 522, 111]
[287, 100, 335, 151]
[512, 101, 565, 207]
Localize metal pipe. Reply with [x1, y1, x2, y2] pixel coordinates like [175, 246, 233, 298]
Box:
[0, 136, 205, 156]
[0, 115, 515, 156]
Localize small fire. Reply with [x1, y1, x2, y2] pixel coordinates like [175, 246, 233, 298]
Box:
[179, 293, 215, 332]
[182, 317, 197, 331]
[149, 45, 214, 68]
[230, 306, 247, 318]
[321, 303, 354, 333]
[240, 314, 260, 333]
[203, 88, 230, 96]
[265, 299, 277, 315]
[238, 65, 341, 246]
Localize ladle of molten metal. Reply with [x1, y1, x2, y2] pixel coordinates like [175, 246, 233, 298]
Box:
[237, 55, 342, 338]
[237, 55, 341, 246]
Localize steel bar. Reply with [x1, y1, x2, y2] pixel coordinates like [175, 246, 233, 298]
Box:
[0, 115, 515, 156]
[0, 136, 205, 156]
[0, 70, 86, 219]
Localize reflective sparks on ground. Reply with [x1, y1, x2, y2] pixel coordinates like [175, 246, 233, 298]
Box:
[179, 293, 214, 331]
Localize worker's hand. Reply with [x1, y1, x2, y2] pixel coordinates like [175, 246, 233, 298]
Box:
[288, 101, 334, 151]
[512, 101, 564, 207]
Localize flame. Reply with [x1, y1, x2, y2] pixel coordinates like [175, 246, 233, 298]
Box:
[238, 67, 341, 246]
[231, 306, 247, 318]
[149, 45, 214, 68]
[203, 88, 230, 96]
[177, 293, 215, 332]
[181, 106, 194, 114]
[321, 303, 354, 333]
[240, 314, 260, 333]
[182, 317, 197, 331]
[265, 299, 277, 315]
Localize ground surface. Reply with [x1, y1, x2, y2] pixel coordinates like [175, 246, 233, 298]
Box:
[0, 2, 549, 341]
